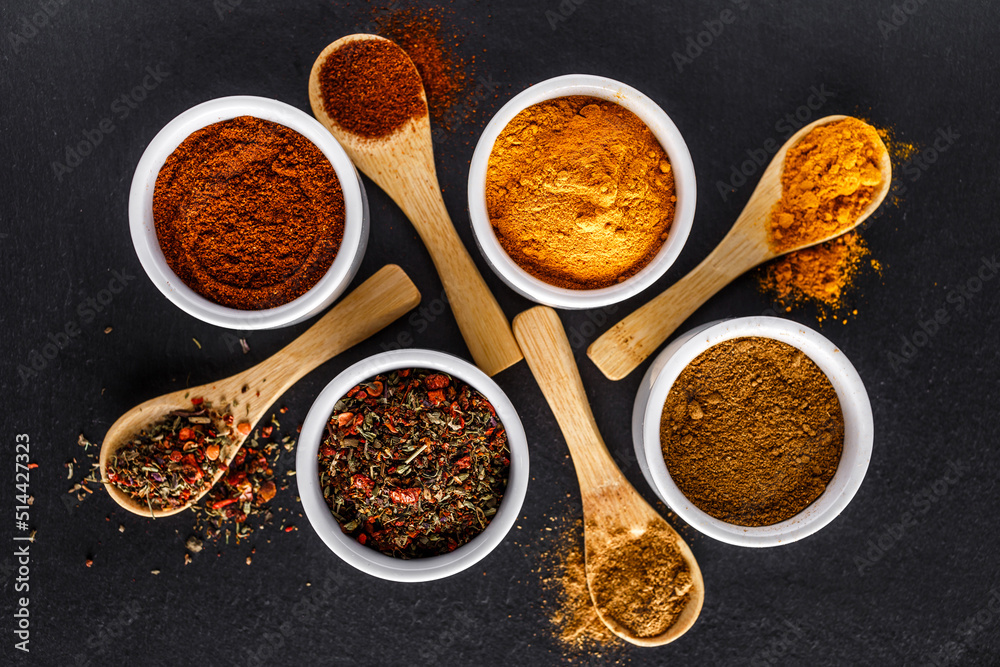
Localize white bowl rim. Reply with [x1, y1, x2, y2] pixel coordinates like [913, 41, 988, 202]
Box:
[296, 349, 529, 582]
[128, 95, 368, 330]
[467, 74, 696, 310]
[637, 316, 874, 547]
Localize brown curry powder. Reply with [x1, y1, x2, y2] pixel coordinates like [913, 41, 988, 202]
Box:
[769, 117, 885, 253]
[318, 38, 427, 139]
[587, 521, 693, 639]
[486, 96, 676, 290]
[660, 337, 844, 526]
[153, 116, 345, 310]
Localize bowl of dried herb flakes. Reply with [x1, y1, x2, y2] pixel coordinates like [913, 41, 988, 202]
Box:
[296, 349, 528, 582]
[632, 316, 873, 547]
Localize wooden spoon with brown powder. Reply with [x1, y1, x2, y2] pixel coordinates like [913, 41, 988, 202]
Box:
[513, 306, 704, 647]
[307, 34, 522, 377]
[588, 115, 891, 381]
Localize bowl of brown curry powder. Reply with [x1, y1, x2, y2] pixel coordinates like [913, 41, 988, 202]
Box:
[632, 316, 873, 547]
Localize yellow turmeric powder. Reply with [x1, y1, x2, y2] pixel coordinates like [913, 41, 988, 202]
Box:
[769, 117, 886, 253]
[759, 231, 875, 319]
[485, 96, 676, 290]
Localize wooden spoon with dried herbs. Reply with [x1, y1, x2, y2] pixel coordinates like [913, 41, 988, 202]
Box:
[99, 265, 421, 518]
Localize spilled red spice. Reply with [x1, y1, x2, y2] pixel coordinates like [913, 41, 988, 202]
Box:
[369, 3, 469, 127]
[318, 38, 427, 138]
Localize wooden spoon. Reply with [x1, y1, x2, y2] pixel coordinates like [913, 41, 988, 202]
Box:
[307, 34, 522, 377]
[513, 306, 704, 647]
[588, 115, 892, 380]
[100, 265, 420, 517]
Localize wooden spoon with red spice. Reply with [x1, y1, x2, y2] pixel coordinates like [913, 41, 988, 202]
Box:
[99, 265, 421, 518]
[513, 306, 704, 647]
[307, 34, 523, 377]
[588, 115, 891, 381]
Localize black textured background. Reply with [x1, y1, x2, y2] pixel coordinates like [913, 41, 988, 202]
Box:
[2, 1, 999, 665]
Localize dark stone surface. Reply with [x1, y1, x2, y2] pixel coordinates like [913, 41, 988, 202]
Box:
[2, 1, 998, 665]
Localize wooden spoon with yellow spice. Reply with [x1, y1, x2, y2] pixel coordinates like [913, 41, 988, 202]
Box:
[100, 265, 420, 517]
[308, 34, 522, 377]
[513, 306, 704, 646]
[588, 115, 891, 380]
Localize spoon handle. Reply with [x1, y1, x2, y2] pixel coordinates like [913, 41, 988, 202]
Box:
[588, 225, 770, 381]
[400, 177, 523, 377]
[513, 306, 626, 494]
[242, 265, 421, 412]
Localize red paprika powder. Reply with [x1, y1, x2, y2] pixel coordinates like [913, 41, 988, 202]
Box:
[317, 38, 427, 139]
[153, 115, 345, 310]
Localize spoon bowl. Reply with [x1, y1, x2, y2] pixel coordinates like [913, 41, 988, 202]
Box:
[513, 306, 704, 646]
[99, 265, 421, 517]
[588, 115, 891, 380]
[307, 34, 522, 377]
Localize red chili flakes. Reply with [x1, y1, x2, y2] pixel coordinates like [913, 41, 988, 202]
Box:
[390, 488, 422, 505]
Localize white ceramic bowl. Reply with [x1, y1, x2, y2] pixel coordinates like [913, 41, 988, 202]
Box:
[296, 349, 529, 582]
[467, 74, 696, 309]
[128, 95, 369, 329]
[632, 317, 873, 548]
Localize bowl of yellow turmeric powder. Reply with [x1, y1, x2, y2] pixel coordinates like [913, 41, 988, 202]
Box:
[467, 75, 696, 309]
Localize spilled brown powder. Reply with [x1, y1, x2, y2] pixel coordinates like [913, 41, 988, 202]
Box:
[660, 337, 844, 526]
[551, 530, 619, 649]
[586, 521, 693, 639]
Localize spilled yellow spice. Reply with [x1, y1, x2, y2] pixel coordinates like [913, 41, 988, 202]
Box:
[759, 231, 877, 320]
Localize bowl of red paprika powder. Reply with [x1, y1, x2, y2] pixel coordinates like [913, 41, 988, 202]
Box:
[129, 96, 369, 329]
[632, 316, 874, 548]
[296, 349, 529, 582]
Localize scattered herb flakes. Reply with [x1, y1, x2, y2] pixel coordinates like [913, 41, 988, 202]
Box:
[318, 368, 510, 559]
[189, 423, 297, 546]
